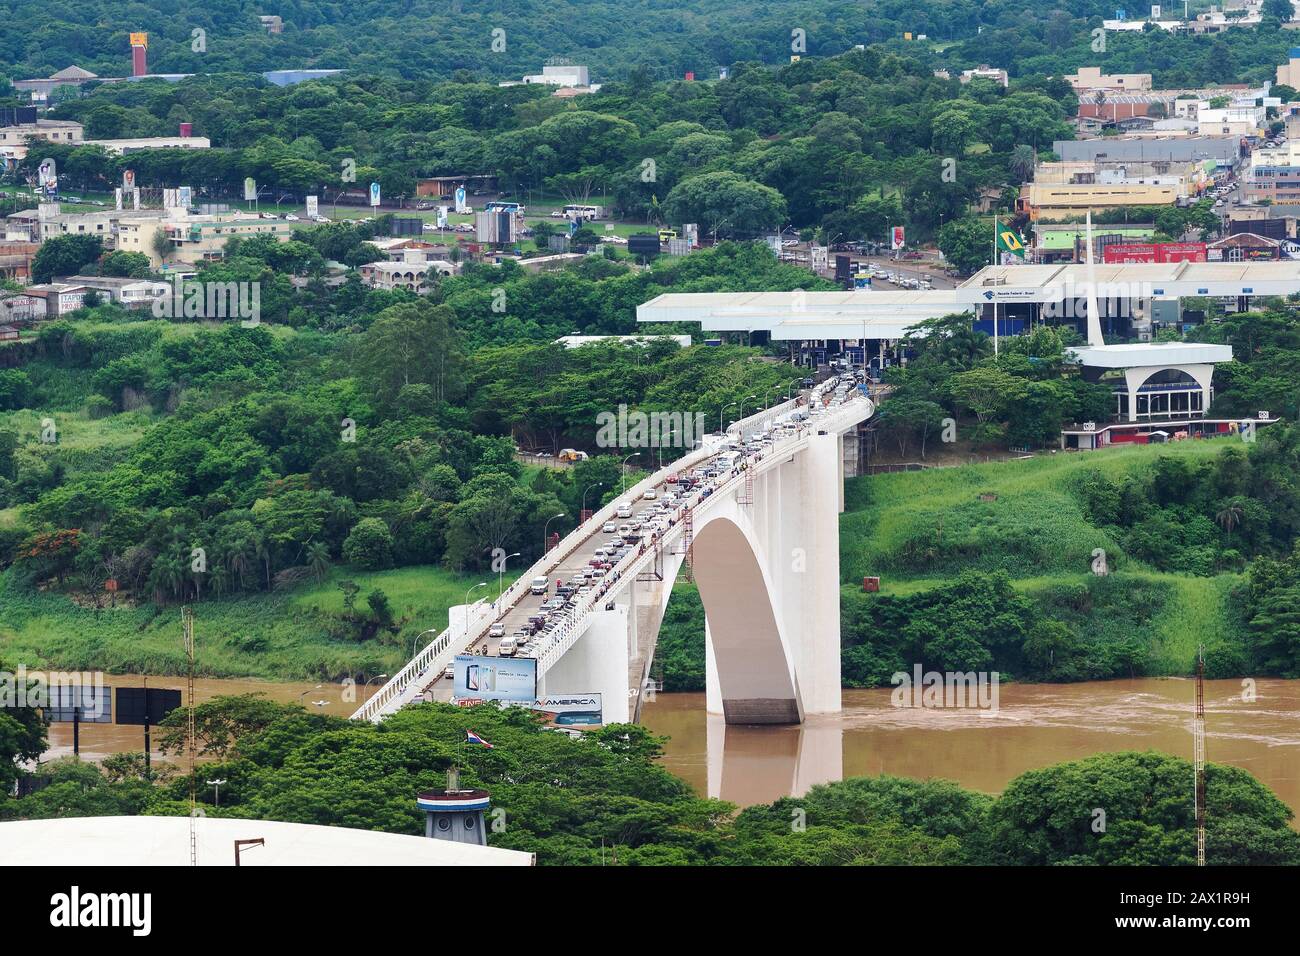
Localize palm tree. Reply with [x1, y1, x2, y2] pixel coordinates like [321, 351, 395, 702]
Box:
[1216, 502, 1245, 539]
[254, 533, 273, 591]
[1009, 144, 1037, 183]
[306, 541, 331, 584]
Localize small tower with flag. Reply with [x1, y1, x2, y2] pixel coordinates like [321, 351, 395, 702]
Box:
[417, 764, 492, 846]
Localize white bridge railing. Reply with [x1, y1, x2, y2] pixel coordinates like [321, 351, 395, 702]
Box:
[351, 386, 873, 722]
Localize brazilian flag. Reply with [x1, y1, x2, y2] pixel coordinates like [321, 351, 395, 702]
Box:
[996, 225, 1026, 261]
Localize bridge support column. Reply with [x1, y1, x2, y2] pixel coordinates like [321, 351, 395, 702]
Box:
[540, 607, 630, 724]
[799, 433, 844, 716]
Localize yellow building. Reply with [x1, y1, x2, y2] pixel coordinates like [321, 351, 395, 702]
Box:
[1066, 66, 1153, 91]
[1018, 182, 1180, 220]
[116, 215, 293, 270]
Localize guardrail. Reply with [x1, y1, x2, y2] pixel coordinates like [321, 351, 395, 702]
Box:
[351, 391, 871, 722]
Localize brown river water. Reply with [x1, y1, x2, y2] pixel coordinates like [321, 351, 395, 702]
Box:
[641, 678, 1300, 819]
[42, 675, 1300, 824]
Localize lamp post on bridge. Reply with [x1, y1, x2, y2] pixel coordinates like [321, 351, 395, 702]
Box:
[620, 452, 641, 495]
[412, 627, 439, 661]
[489, 550, 520, 601]
[720, 401, 739, 435]
[736, 394, 757, 439]
[581, 482, 604, 523]
[542, 513, 566, 555]
[361, 672, 389, 706]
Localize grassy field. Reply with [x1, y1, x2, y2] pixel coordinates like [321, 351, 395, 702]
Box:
[842, 438, 1233, 586]
[839, 439, 1248, 677]
[0, 564, 498, 680]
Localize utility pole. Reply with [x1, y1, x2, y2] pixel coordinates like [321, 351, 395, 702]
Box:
[183, 606, 197, 867]
[1194, 644, 1206, 867]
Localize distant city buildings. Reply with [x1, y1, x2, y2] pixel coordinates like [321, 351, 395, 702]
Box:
[1067, 67, 1153, 93]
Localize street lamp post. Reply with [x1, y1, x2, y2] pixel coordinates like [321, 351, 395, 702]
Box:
[412, 627, 439, 660]
[620, 453, 641, 495]
[736, 394, 757, 438]
[361, 672, 389, 706]
[493, 551, 521, 599]
[721, 401, 739, 435]
[542, 513, 566, 554]
[581, 482, 604, 521]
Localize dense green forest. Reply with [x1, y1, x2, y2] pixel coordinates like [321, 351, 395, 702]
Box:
[2, 0, 1290, 85]
[12, 48, 1074, 240]
[2, 693, 1296, 865]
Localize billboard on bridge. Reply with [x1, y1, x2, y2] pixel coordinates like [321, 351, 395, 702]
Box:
[453, 655, 537, 705]
[532, 694, 603, 727]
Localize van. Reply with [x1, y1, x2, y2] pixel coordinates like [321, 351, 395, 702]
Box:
[530, 576, 549, 595]
[499, 636, 517, 657]
[616, 502, 633, 518]
[658, 229, 678, 243]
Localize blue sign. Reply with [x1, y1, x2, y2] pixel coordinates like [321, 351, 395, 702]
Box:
[1243, 287, 1254, 293]
[369, 181, 381, 207]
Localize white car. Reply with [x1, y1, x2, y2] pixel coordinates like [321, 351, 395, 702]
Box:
[311, 215, 331, 223]
[283, 214, 300, 221]
[616, 503, 633, 518]
[602, 521, 617, 533]
[643, 489, 657, 500]
[489, 622, 505, 638]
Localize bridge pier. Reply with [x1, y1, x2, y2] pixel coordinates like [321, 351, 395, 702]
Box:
[540, 606, 631, 724]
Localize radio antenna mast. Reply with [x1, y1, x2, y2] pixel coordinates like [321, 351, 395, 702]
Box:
[183, 605, 197, 867]
[1194, 643, 1206, 867]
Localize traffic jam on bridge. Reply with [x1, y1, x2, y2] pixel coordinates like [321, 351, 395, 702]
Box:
[373, 370, 873, 725]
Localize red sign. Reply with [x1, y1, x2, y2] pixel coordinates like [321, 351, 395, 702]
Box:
[1102, 242, 1206, 264]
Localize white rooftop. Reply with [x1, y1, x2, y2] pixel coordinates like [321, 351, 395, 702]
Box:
[637, 290, 966, 340]
[1069, 341, 1234, 368]
[0, 815, 535, 866]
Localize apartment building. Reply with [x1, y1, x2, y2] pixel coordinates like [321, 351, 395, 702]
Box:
[1243, 141, 1300, 203]
[117, 215, 293, 270]
[0, 119, 84, 168]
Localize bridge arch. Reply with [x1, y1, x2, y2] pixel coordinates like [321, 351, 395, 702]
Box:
[679, 509, 801, 724]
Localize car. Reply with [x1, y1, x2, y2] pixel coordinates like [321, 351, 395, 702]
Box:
[616, 503, 633, 518]
[310, 215, 331, 223]
[643, 489, 657, 500]
[530, 576, 549, 595]
[602, 521, 617, 532]
[549, 210, 565, 218]
[489, 622, 505, 638]
[443, 662, 455, 679]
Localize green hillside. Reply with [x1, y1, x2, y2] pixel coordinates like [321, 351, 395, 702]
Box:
[658, 438, 1275, 690]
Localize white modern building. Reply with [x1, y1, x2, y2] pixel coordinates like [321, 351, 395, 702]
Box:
[0, 815, 534, 866]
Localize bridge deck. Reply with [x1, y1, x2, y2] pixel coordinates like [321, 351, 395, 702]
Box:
[352, 381, 874, 722]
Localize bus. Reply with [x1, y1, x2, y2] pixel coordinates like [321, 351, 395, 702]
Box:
[562, 204, 603, 220]
[485, 200, 524, 214]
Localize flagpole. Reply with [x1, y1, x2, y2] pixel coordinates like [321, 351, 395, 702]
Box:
[992, 212, 999, 357]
